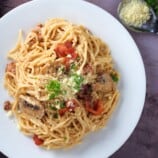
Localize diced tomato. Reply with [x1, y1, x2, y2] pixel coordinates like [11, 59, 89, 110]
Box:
[33, 135, 44, 146]
[63, 57, 71, 68]
[65, 41, 75, 53]
[54, 41, 78, 60]
[71, 51, 78, 60]
[59, 107, 68, 116]
[65, 41, 73, 48]
[85, 100, 104, 115]
[55, 43, 68, 57]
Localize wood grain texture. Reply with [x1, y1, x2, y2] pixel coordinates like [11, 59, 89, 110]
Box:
[0, 1, 158, 158]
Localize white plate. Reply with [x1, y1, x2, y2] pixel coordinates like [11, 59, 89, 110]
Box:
[0, 0, 146, 158]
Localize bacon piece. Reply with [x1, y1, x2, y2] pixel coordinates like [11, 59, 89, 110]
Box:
[33, 135, 44, 145]
[6, 62, 16, 74]
[4, 101, 11, 111]
[77, 84, 92, 100]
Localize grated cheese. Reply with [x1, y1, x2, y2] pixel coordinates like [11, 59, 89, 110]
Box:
[119, 0, 150, 27]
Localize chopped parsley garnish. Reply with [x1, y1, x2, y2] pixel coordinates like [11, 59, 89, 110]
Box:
[62, 90, 67, 95]
[50, 100, 65, 110]
[58, 66, 65, 73]
[60, 102, 66, 108]
[46, 80, 61, 99]
[110, 74, 119, 82]
[63, 136, 67, 141]
[55, 100, 60, 104]
[50, 106, 57, 111]
[70, 63, 77, 71]
[49, 93, 56, 99]
[71, 74, 84, 90]
[53, 113, 58, 119]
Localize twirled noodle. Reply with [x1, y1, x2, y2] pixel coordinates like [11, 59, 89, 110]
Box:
[4, 18, 120, 149]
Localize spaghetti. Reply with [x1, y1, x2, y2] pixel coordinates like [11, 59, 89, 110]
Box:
[4, 18, 120, 149]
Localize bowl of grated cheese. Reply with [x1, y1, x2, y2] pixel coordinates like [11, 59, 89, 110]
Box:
[118, 0, 158, 34]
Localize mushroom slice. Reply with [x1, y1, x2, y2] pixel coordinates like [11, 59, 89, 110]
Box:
[93, 73, 115, 93]
[18, 95, 44, 119]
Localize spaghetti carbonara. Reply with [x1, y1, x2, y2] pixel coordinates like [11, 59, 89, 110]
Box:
[4, 18, 119, 149]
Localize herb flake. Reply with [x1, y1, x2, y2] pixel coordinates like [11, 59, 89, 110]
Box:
[110, 74, 119, 82]
[53, 113, 58, 119]
[50, 106, 57, 111]
[46, 80, 61, 99]
[72, 73, 84, 90]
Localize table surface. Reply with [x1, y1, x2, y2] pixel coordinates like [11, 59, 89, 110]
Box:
[0, 0, 158, 158]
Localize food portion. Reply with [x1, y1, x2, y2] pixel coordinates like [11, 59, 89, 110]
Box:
[4, 18, 119, 149]
[119, 0, 150, 27]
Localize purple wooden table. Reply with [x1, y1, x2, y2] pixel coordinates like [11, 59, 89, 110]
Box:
[0, 0, 158, 158]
